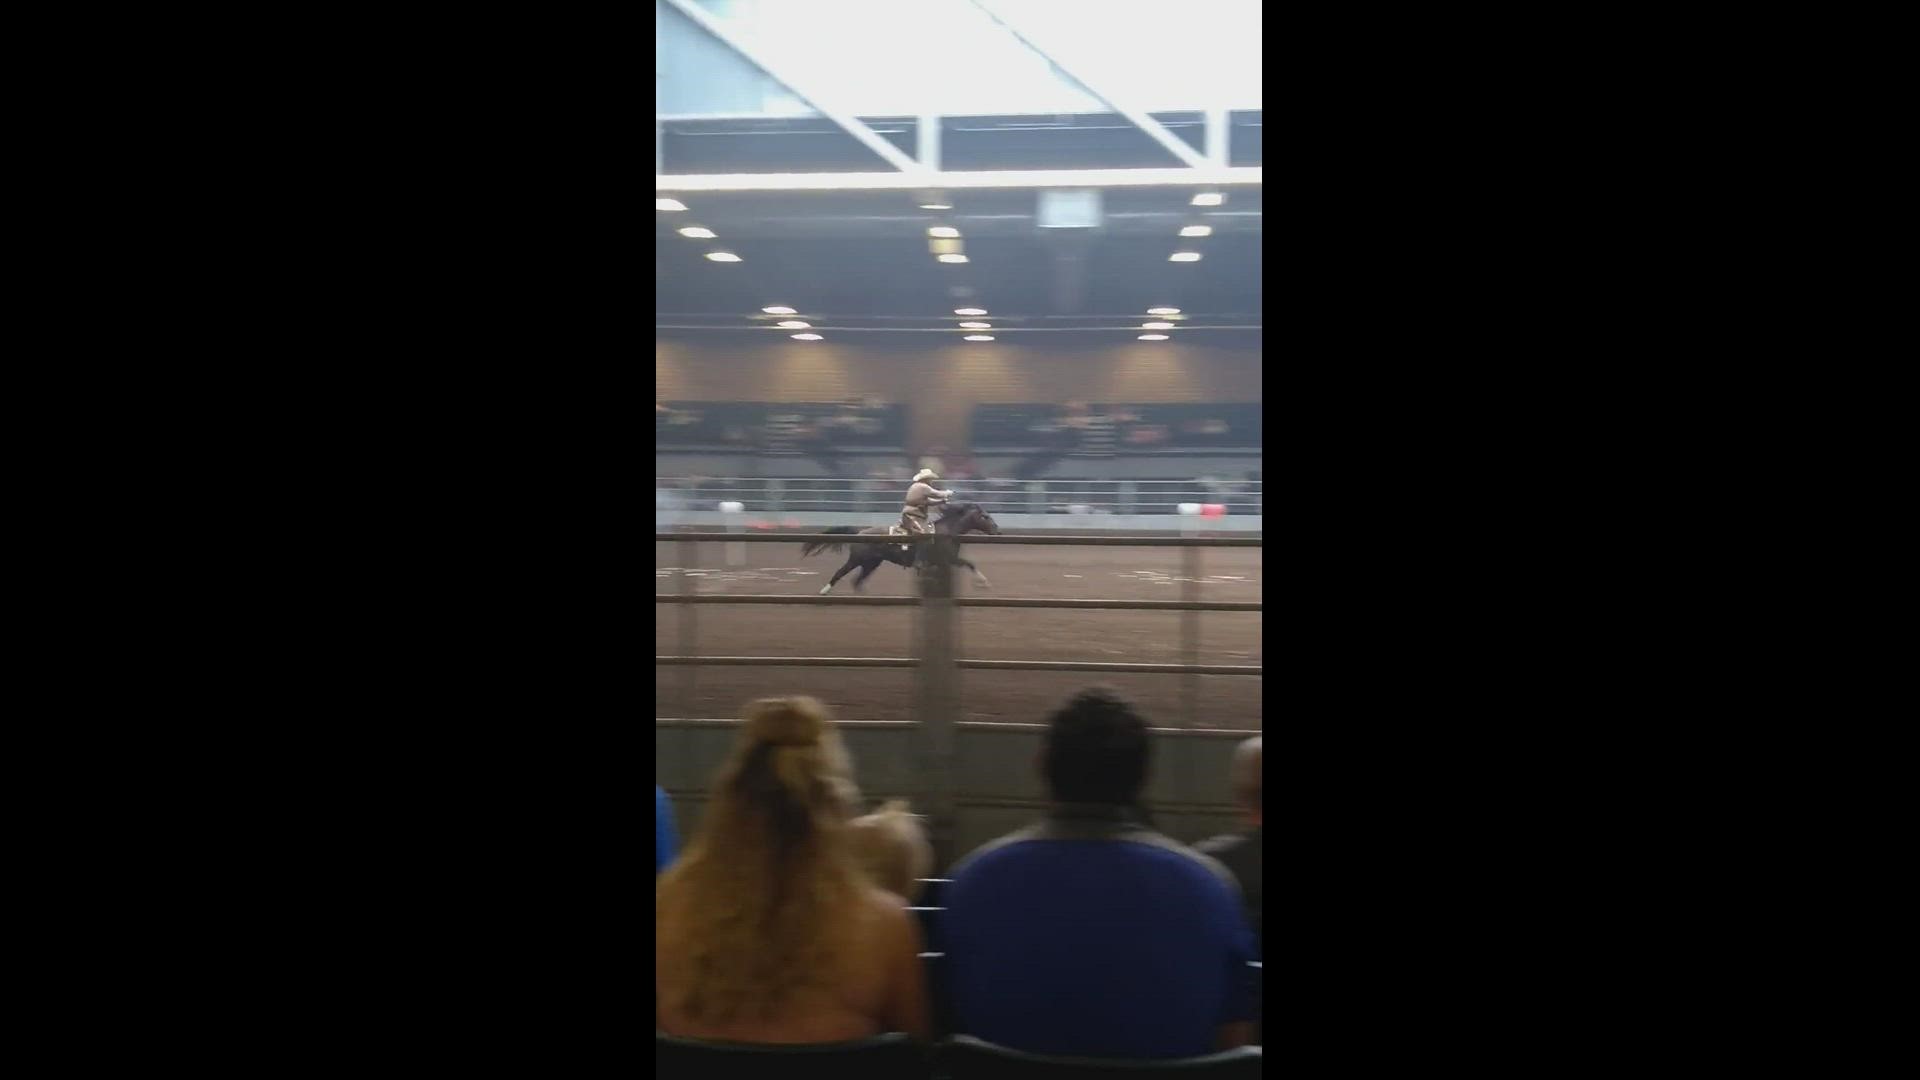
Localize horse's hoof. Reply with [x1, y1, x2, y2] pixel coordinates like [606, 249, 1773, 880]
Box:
[819, 585, 832, 595]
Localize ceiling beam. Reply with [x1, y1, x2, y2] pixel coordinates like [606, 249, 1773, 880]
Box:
[965, 0, 1211, 170]
[657, 166, 1261, 193]
[658, 0, 926, 175]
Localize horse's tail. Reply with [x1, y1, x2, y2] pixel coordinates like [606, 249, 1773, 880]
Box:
[799, 525, 861, 558]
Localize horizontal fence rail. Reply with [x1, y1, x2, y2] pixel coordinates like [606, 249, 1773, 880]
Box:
[655, 532, 1261, 546]
[656, 655, 919, 668]
[655, 656, 1260, 675]
[656, 476, 1262, 516]
[959, 659, 1258, 675]
[655, 594, 1261, 611]
[654, 717, 1260, 737]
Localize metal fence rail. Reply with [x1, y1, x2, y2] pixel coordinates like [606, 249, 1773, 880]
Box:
[656, 656, 1261, 675]
[656, 532, 1261, 546]
[657, 594, 1261, 611]
[656, 530, 1261, 867]
[656, 476, 1263, 516]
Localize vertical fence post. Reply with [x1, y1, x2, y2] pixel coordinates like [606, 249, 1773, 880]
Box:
[678, 537, 699, 718]
[918, 533, 960, 871]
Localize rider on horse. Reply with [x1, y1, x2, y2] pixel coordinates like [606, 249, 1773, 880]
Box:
[900, 467, 954, 549]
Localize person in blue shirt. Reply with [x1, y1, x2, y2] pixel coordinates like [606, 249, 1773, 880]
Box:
[656, 785, 677, 874]
[942, 686, 1256, 1059]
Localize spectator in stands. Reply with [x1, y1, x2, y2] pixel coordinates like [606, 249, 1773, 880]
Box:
[656, 784, 677, 875]
[1194, 737, 1262, 953]
[941, 686, 1255, 1059]
[847, 799, 932, 903]
[656, 697, 931, 1044]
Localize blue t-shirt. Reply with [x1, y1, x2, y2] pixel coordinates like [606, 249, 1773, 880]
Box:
[942, 808, 1255, 1059]
[655, 786, 677, 874]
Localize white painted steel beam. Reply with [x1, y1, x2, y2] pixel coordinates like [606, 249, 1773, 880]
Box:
[656, 166, 1261, 193]
[659, 0, 925, 175]
[1206, 109, 1229, 166]
[965, 0, 1211, 170]
[918, 113, 941, 170]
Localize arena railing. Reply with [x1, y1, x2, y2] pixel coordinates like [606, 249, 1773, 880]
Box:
[654, 477, 1262, 515]
[655, 530, 1260, 865]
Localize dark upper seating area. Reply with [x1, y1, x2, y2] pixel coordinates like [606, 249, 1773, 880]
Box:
[970, 403, 1261, 455]
[658, 399, 909, 452]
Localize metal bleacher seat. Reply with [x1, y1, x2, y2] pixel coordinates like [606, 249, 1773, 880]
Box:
[655, 1031, 926, 1079]
[937, 1036, 1262, 1078]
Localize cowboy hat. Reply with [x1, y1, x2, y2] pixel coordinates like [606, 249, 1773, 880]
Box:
[912, 468, 939, 482]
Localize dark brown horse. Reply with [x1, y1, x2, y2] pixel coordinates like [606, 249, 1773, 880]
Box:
[800, 502, 1000, 593]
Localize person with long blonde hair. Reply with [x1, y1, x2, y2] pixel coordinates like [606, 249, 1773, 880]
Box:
[655, 697, 931, 1043]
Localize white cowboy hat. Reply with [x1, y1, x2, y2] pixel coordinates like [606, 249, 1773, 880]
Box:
[912, 468, 939, 482]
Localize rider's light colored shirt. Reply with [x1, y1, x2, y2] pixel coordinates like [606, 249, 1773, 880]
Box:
[904, 482, 952, 515]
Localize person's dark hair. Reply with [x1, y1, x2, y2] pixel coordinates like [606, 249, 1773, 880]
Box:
[1041, 685, 1150, 805]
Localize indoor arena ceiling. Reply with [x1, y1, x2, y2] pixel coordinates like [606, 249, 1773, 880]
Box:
[655, 186, 1263, 343]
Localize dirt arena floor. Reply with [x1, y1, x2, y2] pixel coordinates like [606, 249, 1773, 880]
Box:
[656, 540, 1262, 729]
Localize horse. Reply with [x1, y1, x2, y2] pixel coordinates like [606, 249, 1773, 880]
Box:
[800, 502, 1000, 594]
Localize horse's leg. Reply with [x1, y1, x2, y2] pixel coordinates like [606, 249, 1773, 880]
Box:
[821, 554, 858, 594]
[852, 560, 879, 590]
[958, 556, 992, 589]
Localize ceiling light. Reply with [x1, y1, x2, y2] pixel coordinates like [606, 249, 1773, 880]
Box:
[678, 226, 716, 239]
[706, 252, 742, 262]
[776, 321, 811, 329]
[963, 335, 994, 342]
[928, 226, 960, 238]
[1138, 334, 1170, 341]
[791, 333, 823, 341]
[920, 203, 953, 210]
[1169, 252, 1202, 262]
[762, 306, 797, 315]
[1190, 192, 1224, 206]
[1142, 321, 1174, 330]
[1179, 225, 1213, 237]
[1147, 307, 1181, 315]
[955, 307, 987, 316]
[656, 198, 687, 211]
[938, 253, 969, 263]
[958, 321, 991, 329]
[668, 169, 1258, 192]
